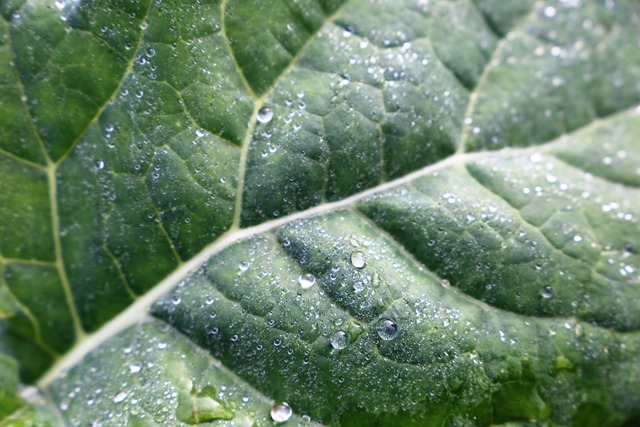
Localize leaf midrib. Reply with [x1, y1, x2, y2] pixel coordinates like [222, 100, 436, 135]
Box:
[3, 0, 633, 398]
[34, 103, 640, 389]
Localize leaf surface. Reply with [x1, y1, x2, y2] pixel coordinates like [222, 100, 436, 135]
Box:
[1, 0, 640, 425]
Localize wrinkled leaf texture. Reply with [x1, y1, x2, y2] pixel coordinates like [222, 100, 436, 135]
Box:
[0, 0, 640, 425]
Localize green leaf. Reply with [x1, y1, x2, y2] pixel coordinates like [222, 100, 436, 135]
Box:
[1, 0, 640, 425]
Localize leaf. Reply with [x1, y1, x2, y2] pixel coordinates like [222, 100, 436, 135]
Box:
[1, 0, 640, 425]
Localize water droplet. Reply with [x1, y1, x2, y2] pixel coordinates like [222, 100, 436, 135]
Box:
[54, 1, 65, 10]
[271, 402, 293, 423]
[573, 235, 583, 242]
[376, 318, 398, 340]
[113, 392, 128, 403]
[239, 261, 249, 271]
[298, 273, 316, 289]
[146, 47, 156, 57]
[353, 280, 365, 292]
[95, 160, 105, 170]
[129, 364, 141, 373]
[542, 285, 554, 299]
[544, 6, 557, 18]
[350, 251, 366, 269]
[329, 331, 349, 349]
[257, 107, 273, 124]
[195, 128, 206, 138]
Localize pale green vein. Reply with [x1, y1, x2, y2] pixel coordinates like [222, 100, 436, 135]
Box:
[46, 164, 86, 341]
[102, 244, 138, 300]
[0, 147, 45, 170]
[231, 1, 351, 228]
[0, 281, 58, 359]
[54, 0, 154, 166]
[457, 0, 541, 154]
[7, 9, 86, 343]
[220, 0, 258, 101]
[36, 101, 640, 387]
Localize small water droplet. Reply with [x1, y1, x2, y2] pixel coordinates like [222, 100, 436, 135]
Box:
[376, 318, 398, 340]
[239, 261, 249, 271]
[271, 402, 293, 423]
[542, 285, 554, 299]
[95, 160, 105, 170]
[544, 6, 557, 18]
[113, 392, 128, 403]
[353, 280, 365, 292]
[329, 331, 349, 349]
[298, 273, 316, 289]
[257, 107, 273, 124]
[350, 251, 366, 269]
[195, 128, 206, 138]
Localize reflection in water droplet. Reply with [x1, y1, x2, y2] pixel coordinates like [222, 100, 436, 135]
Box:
[257, 107, 274, 124]
[298, 273, 316, 289]
[271, 402, 293, 423]
[376, 318, 398, 341]
[330, 331, 349, 349]
[351, 251, 366, 269]
[542, 285, 554, 299]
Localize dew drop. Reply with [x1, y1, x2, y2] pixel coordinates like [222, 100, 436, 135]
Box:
[298, 273, 316, 289]
[376, 318, 398, 340]
[113, 392, 128, 403]
[329, 331, 349, 349]
[353, 280, 365, 292]
[257, 107, 273, 124]
[573, 235, 583, 243]
[542, 285, 554, 299]
[350, 251, 366, 269]
[239, 261, 249, 271]
[195, 128, 206, 138]
[271, 402, 293, 423]
[95, 160, 105, 170]
[544, 6, 557, 18]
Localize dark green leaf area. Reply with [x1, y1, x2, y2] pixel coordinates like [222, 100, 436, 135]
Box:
[152, 210, 640, 426]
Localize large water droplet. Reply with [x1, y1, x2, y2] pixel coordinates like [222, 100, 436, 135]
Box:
[541, 285, 554, 299]
[298, 273, 316, 289]
[257, 107, 274, 124]
[350, 251, 366, 269]
[271, 402, 293, 423]
[330, 331, 349, 349]
[376, 318, 398, 341]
